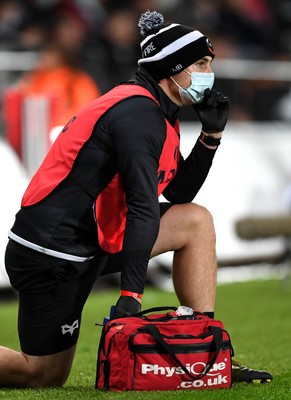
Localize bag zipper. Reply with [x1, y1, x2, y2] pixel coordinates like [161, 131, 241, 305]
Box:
[129, 339, 231, 354]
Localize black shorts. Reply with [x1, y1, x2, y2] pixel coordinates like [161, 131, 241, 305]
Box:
[5, 240, 108, 355]
[4, 202, 174, 356]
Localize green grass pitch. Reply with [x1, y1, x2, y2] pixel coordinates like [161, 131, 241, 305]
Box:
[0, 278, 290, 399]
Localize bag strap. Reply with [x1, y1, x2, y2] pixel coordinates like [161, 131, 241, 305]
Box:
[135, 306, 177, 316]
[140, 324, 223, 380]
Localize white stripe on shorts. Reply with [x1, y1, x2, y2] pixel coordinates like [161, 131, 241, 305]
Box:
[8, 230, 95, 262]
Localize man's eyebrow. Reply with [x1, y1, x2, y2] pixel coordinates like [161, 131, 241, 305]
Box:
[195, 57, 210, 63]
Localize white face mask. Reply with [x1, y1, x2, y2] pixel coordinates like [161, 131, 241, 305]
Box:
[171, 71, 215, 105]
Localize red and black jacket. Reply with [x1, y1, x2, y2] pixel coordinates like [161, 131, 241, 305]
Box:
[10, 68, 217, 293]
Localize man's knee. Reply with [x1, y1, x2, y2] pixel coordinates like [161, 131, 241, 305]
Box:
[25, 362, 69, 388]
[23, 347, 75, 388]
[184, 203, 215, 230]
[151, 202, 216, 257]
[32, 367, 70, 388]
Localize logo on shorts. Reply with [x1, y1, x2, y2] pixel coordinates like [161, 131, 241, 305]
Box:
[61, 319, 79, 336]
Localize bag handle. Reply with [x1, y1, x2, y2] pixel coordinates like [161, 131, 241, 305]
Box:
[134, 306, 180, 322]
[140, 324, 223, 380]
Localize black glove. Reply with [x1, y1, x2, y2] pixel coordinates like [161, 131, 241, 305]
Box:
[193, 89, 230, 133]
[111, 295, 141, 319]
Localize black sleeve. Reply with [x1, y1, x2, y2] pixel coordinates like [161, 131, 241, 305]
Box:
[109, 96, 166, 293]
[162, 139, 217, 203]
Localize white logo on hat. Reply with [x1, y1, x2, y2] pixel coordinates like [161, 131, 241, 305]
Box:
[143, 42, 156, 56]
[172, 64, 183, 73]
[206, 38, 215, 55]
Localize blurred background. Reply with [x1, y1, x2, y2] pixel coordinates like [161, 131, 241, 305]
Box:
[0, 0, 291, 293]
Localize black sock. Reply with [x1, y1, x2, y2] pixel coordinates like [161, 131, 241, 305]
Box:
[204, 311, 215, 319]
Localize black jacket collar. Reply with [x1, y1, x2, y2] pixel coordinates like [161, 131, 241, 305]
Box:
[125, 67, 181, 127]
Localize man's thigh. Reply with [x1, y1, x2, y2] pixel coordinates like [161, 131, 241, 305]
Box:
[151, 202, 203, 257]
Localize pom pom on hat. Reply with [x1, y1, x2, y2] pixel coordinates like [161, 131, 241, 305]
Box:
[137, 10, 215, 80]
[138, 10, 164, 37]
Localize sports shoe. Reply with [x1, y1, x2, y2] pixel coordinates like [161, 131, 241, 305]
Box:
[232, 359, 273, 383]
